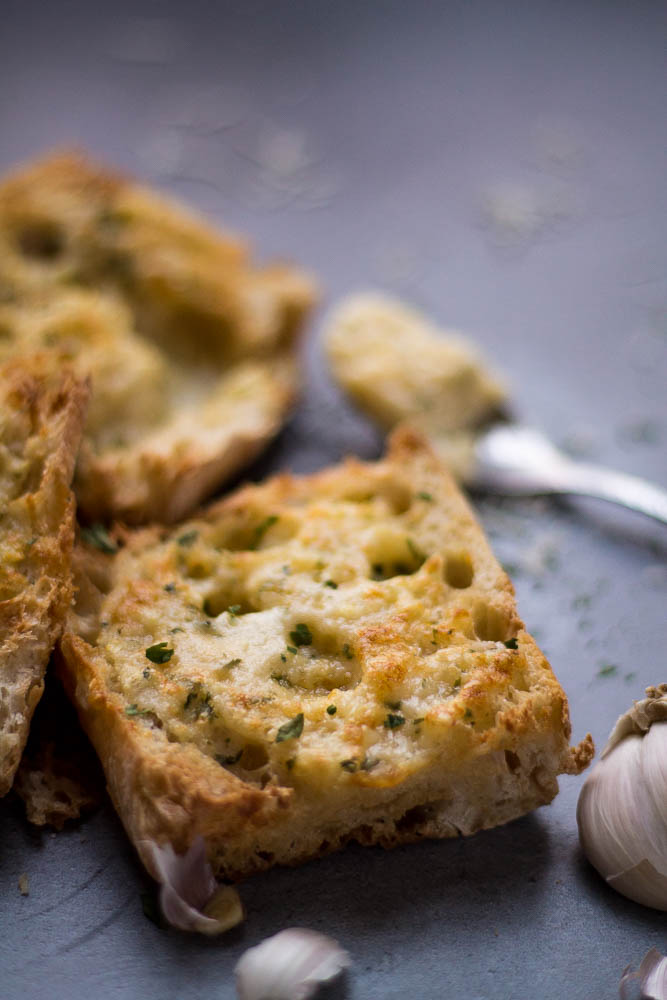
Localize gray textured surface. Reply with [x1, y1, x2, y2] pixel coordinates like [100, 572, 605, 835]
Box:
[1, 1, 666, 997]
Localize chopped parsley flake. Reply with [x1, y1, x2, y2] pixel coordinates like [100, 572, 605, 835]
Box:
[80, 524, 118, 554]
[125, 704, 150, 717]
[164, 582, 176, 592]
[275, 713, 304, 743]
[342, 643, 354, 660]
[227, 604, 242, 617]
[407, 537, 426, 564]
[176, 529, 198, 547]
[326, 704, 337, 716]
[413, 717, 425, 725]
[286, 645, 298, 655]
[417, 491, 433, 502]
[184, 686, 215, 718]
[251, 515, 279, 549]
[290, 623, 313, 646]
[384, 713, 406, 730]
[223, 658, 242, 669]
[453, 676, 461, 688]
[142, 668, 151, 679]
[145, 642, 174, 664]
[340, 759, 357, 772]
[503, 637, 519, 650]
[280, 653, 287, 662]
[324, 580, 338, 589]
[598, 664, 618, 678]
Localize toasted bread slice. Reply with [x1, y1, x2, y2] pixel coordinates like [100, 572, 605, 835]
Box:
[0, 356, 88, 797]
[0, 151, 316, 523]
[59, 428, 592, 879]
[324, 293, 507, 478]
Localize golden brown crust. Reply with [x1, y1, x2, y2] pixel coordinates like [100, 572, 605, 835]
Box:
[59, 427, 592, 879]
[0, 150, 316, 524]
[0, 355, 89, 796]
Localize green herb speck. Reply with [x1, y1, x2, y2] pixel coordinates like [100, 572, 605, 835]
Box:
[286, 645, 298, 655]
[342, 643, 354, 660]
[504, 637, 519, 650]
[227, 604, 242, 617]
[145, 642, 174, 664]
[81, 524, 118, 554]
[177, 529, 198, 547]
[326, 704, 337, 716]
[125, 704, 150, 717]
[340, 759, 358, 772]
[142, 668, 151, 679]
[223, 658, 242, 669]
[384, 713, 406, 730]
[290, 623, 313, 646]
[275, 713, 304, 743]
[324, 580, 338, 589]
[251, 515, 279, 549]
[417, 491, 433, 502]
[598, 664, 618, 678]
[164, 582, 176, 592]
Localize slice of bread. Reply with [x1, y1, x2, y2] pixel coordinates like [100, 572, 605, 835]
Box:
[324, 293, 507, 478]
[59, 428, 592, 880]
[0, 151, 316, 523]
[0, 355, 89, 797]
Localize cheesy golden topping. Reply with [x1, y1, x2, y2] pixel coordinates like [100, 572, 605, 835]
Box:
[81, 433, 538, 798]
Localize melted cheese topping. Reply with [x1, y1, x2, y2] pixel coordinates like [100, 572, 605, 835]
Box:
[87, 450, 534, 797]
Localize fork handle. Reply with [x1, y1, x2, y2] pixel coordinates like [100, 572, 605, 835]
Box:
[555, 462, 667, 525]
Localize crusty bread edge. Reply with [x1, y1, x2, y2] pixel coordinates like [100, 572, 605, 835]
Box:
[0, 359, 89, 796]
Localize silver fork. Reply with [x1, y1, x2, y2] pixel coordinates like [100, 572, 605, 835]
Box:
[470, 425, 667, 525]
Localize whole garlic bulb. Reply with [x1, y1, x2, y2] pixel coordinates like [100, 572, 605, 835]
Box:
[577, 684, 667, 911]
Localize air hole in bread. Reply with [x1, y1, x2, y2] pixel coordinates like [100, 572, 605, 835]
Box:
[472, 602, 511, 642]
[15, 218, 64, 260]
[202, 591, 255, 618]
[444, 551, 474, 589]
[504, 749, 521, 773]
[365, 528, 426, 581]
[240, 743, 269, 771]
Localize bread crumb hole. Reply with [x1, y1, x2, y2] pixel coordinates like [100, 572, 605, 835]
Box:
[504, 750, 521, 773]
[240, 744, 269, 770]
[16, 219, 64, 260]
[473, 603, 511, 642]
[444, 551, 474, 589]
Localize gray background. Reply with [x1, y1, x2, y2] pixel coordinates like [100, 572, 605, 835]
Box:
[1, 1, 666, 997]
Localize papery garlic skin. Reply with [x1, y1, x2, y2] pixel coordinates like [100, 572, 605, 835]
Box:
[235, 927, 351, 1000]
[577, 685, 667, 912]
[619, 948, 667, 1000]
[140, 836, 244, 934]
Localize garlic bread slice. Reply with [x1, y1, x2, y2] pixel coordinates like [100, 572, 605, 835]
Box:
[59, 428, 592, 879]
[0, 151, 316, 523]
[0, 355, 88, 797]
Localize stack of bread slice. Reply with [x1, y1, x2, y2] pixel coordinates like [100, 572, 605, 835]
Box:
[0, 151, 591, 911]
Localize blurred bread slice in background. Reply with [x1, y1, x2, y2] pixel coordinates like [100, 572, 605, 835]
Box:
[324, 293, 507, 480]
[0, 151, 317, 524]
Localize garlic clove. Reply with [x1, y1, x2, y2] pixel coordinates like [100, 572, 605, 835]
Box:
[619, 949, 667, 1000]
[140, 836, 244, 934]
[235, 927, 351, 1000]
[577, 687, 667, 912]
